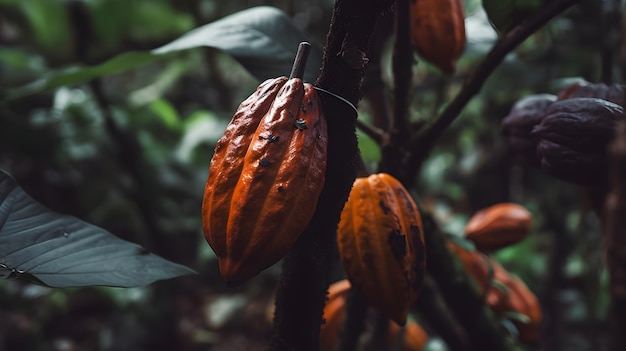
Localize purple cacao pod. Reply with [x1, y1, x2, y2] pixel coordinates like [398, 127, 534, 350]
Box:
[501, 94, 557, 163]
[557, 81, 625, 106]
[531, 97, 624, 185]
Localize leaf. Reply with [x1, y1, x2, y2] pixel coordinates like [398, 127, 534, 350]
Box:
[0, 169, 196, 288]
[5, 6, 322, 101]
[482, 0, 546, 33]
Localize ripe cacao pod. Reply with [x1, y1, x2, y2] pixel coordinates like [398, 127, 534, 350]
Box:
[410, 0, 466, 74]
[464, 203, 532, 252]
[501, 94, 557, 164]
[337, 173, 426, 325]
[531, 97, 624, 185]
[447, 240, 491, 292]
[320, 280, 428, 351]
[320, 279, 351, 349]
[202, 76, 328, 286]
[557, 80, 625, 106]
[447, 240, 541, 343]
[500, 275, 542, 343]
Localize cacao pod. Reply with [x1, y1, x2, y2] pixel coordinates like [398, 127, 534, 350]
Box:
[202, 76, 328, 286]
[531, 97, 624, 185]
[447, 240, 541, 343]
[557, 80, 625, 106]
[387, 320, 429, 351]
[464, 203, 533, 252]
[500, 275, 542, 343]
[337, 173, 426, 325]
[447, 240, 491, 292]
[501, 94, 557, 164]
[410, 0, 466, 74]
[320, 279, 428, 351]
[320, 279, 352, 349]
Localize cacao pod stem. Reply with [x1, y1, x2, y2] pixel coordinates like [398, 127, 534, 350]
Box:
[290, 42, 312, 80]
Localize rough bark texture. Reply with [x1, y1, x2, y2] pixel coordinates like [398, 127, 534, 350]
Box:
[269, 1, 394, 350]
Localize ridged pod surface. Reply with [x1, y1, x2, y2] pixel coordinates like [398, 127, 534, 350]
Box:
[464, 203, 533, 252]
[202, 76, 328, 286]
[410, 0, 466, 74]
[337, 173, 426, 325]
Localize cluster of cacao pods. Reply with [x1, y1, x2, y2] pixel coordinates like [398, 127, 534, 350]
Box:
[202, 46, 328, 286]
[410, 0, 466, 74]
[464, 202, 533, 252]
[336, 173, 427, 325]
[502, 80, 625, 185]
[320, 279, 429, 351]
[448, 241, 542, 343]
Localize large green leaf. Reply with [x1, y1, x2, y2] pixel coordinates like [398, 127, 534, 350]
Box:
[0, 169, 196, 288]
[5, 6, 322, 101]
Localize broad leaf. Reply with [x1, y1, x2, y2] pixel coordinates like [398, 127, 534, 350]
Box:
[0, 169, 196, 288]
[5, 6, 322, 101]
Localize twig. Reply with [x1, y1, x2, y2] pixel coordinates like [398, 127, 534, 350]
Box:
[414, 277, 471, 351]
[390, 0, 412, 139]
[356, 119, 385, 144]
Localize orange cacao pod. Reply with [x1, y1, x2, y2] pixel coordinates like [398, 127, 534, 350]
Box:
[387, 320, 429, 351]
[202, 76, 328, 286]
[447, 240, 491, 292]
[410, 0, 466, 74]
[464, 203, 532, 252]
[320, 279, 351, 349]
[337, 173, 426, 325]
[320, 280, 428, 351]
[501, 276, 542, 343]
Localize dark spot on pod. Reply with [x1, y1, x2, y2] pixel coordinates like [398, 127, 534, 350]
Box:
[388, 229, 407, 261]
[295, 118, 307, 130]
[301, 104, 307, 114]
[396, 188, 415, 212]
[317, 134, 322, 140]
[259, 157, 271, 167]
[379, 200, 391, 214]
[277, 185, 284, 192]
[268, 135, 280, 143]
[289, 111, 294, 118]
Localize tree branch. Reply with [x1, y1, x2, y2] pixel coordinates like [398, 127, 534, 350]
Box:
[269, 1, 395, 350]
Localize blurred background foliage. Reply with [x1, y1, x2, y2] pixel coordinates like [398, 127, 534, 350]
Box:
[0, 0, 619, 350]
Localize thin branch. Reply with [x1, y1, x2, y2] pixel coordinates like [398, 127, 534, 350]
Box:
[410, 0, 582, 178]
[356, 119, 385, 144]
[391, 0, 413, 139]
[414, 277, 471, 351]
